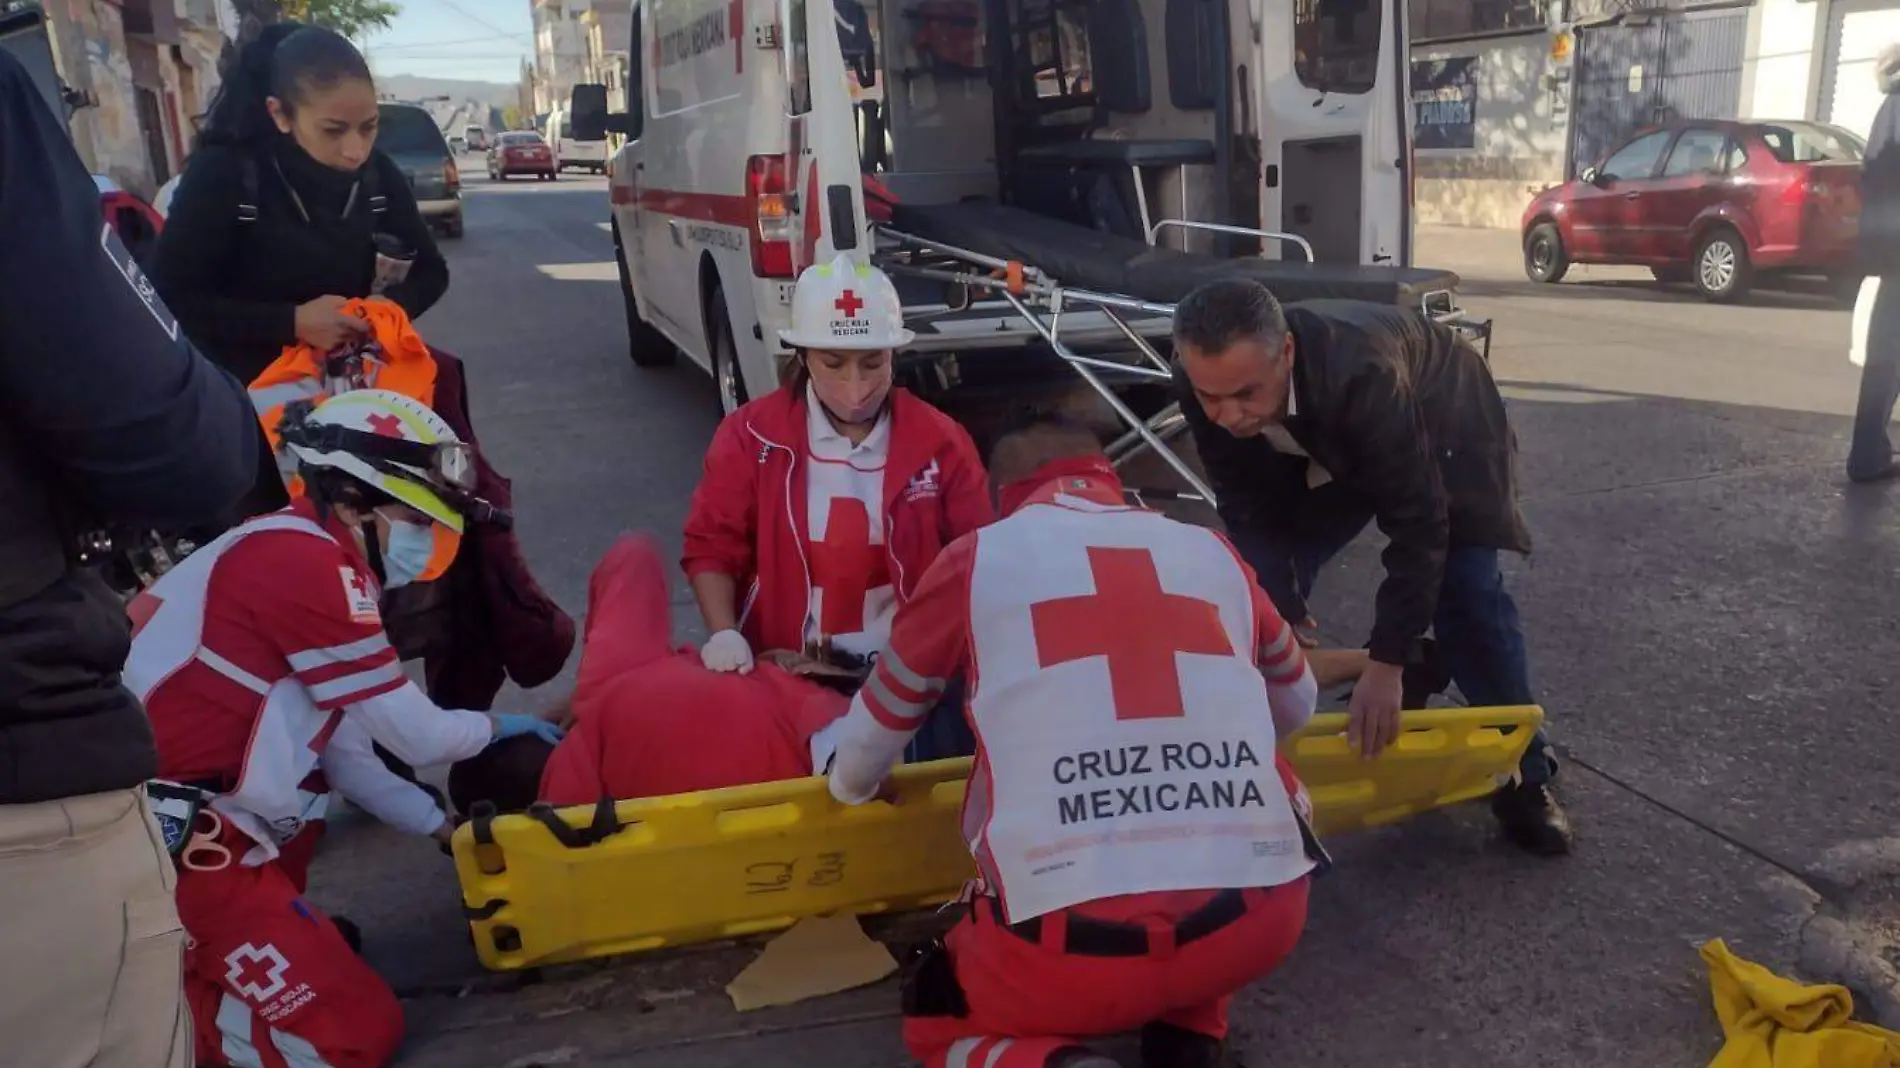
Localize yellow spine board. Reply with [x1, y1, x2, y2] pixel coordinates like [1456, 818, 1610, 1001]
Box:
[453, 705, 1542, 971]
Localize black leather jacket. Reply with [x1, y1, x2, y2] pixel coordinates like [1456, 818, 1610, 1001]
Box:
[0, 53, 257, 804]
[1176, 300, 1530, 664]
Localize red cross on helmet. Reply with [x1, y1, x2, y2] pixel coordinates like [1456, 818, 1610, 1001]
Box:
[778, 253, 915, 350]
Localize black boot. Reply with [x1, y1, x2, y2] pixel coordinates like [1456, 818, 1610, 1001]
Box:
[1139, 1022, 1223, 1068]
[1047, 1046, 1125, 1068]
[1490, 781, 1573, 856]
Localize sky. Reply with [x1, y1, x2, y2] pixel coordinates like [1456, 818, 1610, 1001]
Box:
[361, 0, 536, 86]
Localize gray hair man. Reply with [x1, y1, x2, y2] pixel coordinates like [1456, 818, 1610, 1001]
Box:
[1170, 282, 1571, 856]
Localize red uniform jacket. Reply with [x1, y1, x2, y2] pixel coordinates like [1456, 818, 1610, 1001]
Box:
[681, 386, 993, 655]
[539, 535, 850, 806]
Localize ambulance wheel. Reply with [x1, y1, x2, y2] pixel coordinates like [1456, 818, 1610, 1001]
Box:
[708, 286, 750, 415]
[612, 219, 675, 368]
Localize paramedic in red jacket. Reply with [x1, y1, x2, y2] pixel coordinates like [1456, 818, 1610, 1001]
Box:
[682, 254, 993, 759]
[826, 412, 1322, 1068]
[127, 390, 563, 1068]
[446, 532, 852, 812]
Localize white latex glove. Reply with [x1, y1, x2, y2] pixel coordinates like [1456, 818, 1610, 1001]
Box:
[700, 629, 755, 673]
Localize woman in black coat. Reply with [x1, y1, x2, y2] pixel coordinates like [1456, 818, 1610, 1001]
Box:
[151, 22, 449, 518]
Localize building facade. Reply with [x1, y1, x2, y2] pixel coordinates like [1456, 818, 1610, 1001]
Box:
[531, 0, 593, 115]
[1410, 0, 1900, 229]
[29, 0, 232, 197]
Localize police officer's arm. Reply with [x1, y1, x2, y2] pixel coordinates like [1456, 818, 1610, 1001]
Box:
[827, 535, 974, 805]
[1170, 363, 1310, 622]
[1334, 360, 1449, 666]
[147, 147, 303, 350]
[371, 152, 449, 321]
[321, 715, 449, 837]
[0, 55, 256, 524]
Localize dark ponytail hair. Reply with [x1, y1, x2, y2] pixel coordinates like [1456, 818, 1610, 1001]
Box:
[199, 23, 373, 149]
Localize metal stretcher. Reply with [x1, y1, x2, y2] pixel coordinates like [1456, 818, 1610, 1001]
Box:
[872, 203, 1495, 506]
[451, 705, 1542, 972]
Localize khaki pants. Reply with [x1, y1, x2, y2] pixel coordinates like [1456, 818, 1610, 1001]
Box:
[0, 788, 191, 1068]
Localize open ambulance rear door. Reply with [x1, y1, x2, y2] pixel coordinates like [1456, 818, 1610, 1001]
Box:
[1253, 0, 1415, 267]
[782, 0, 871, 273]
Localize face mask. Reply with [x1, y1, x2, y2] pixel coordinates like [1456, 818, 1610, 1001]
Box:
[378, 516, 437, 589]
[810, 370, 892, 426]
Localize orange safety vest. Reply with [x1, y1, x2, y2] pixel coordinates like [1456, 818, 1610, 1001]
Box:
[249, 299, 439, 453]
[248, 299, 439, 494]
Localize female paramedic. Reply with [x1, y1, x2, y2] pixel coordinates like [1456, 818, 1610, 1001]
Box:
[150, 23, 449, 519]
[124, 390, 562, 1068]
[681, 254, 994, 761]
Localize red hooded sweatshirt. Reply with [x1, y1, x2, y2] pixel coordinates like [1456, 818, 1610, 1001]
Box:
[679, 385, 993, 656]
[539, 534, 850, 806]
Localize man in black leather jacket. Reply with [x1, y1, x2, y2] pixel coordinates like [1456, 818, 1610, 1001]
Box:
[0, 49, 258, 1067]
[1849, 44, 1900, 483]
[1172, 281, 1571, 856]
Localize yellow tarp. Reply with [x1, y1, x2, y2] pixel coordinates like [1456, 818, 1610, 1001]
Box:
[1701, 940, 1900, 1068]
[453, 705, 1543, 971]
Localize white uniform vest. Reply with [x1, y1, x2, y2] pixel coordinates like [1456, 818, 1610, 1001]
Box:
[966, 495, 1314, 923]
[124, 514, 344, 866]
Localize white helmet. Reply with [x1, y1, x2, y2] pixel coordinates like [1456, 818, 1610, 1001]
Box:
[777, 254, 914, 351]
[279, 390, 477, 533]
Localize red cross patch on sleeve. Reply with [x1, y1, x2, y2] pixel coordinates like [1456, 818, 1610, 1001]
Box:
[339, 567, 382, 625]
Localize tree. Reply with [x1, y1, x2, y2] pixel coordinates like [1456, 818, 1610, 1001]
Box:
[500, 105, 524, 132]
[280, 0, 400, 39]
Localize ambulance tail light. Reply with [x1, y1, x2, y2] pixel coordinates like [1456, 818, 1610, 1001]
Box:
[748, 154, 795, 278]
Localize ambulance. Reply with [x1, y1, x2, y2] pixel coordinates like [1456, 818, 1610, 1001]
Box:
[578, 0, 1463, 438]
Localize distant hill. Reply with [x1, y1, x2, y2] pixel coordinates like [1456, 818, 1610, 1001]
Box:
[377, 75, 517, 111]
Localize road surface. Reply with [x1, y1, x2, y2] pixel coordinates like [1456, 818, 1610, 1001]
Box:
[301, 167, 1898, 1067]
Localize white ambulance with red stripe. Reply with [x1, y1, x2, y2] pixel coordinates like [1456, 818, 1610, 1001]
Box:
[579, 0, 1431, 415]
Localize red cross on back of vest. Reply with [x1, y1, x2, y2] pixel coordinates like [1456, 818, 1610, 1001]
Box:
[808, 496, 888, 636]
[1030, 546, 1234, 719]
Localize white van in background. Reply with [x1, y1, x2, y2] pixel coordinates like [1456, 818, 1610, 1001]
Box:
[547, 108, 609, 174]
[464, 124, 490, 152]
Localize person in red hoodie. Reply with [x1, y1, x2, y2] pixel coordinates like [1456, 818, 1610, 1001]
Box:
[681, 254, 993, 761]
[447, 533, 857, 813]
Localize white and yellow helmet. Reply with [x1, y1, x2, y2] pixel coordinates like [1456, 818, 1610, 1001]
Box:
[279, 389, 476, 533]
[777, 253, 914, 351]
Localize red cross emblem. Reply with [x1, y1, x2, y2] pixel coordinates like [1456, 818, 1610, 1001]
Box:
[365, 413, 404, 438]
[1030, 547, 1234, 720]
[224, 943, 292, 1003]
[808, 497, 888, 636]
[834, 289, 865, 318]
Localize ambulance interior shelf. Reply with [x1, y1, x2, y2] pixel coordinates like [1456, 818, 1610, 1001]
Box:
[452, 705, 1544, 972]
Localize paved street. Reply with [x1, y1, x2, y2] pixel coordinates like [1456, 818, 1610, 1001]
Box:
[306, 166, 1898, 1067]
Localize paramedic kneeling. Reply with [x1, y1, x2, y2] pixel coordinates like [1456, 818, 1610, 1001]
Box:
[682, 254, 993, 760]
[127, 389, 563, 1068]
[827, 412, 1322, 1068]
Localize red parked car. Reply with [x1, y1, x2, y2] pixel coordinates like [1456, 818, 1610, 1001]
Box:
[487, 131, 556, 182]
[1522, 120, 1866, 302]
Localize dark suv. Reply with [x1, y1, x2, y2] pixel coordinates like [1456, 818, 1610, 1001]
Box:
[378, 103, 463, 239]
[1522, 120, 1864, 302]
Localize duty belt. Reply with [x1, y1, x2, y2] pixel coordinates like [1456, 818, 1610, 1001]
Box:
[987, 887, 1257, 958]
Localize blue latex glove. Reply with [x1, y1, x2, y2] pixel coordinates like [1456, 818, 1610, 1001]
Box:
[491, 713, 564, 746]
